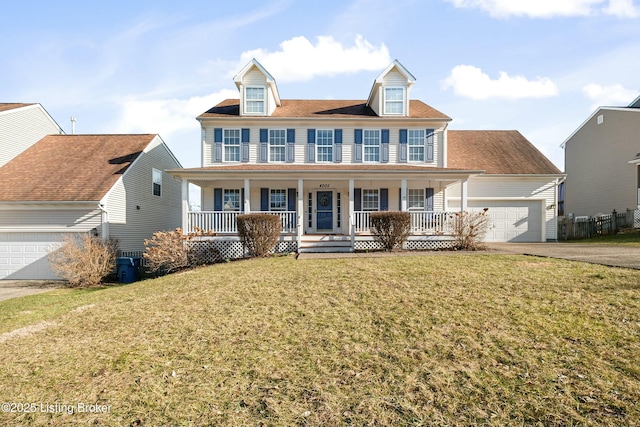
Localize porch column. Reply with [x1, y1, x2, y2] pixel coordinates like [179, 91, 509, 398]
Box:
[400, 179, 407, 211]
[460, 178, 468, 212]
[349, 178, 355, 250]
[244, 179, 251, 213]
[181, 178, 189, 233]
[297, 179, 303, 252]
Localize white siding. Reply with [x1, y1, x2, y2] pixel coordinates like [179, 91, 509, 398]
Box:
[0, 208, 101, 231]
[106, 139, 182, 253]
[447, 176, 558, 241]
[0, 105, 62, 167]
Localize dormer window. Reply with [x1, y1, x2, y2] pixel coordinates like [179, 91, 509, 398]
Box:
[245, 86, 266, 114]
[384, 87, 405, 115]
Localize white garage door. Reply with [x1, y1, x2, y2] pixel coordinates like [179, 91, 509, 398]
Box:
[0, 232, 71, 280]
[468, 200, 543, 243]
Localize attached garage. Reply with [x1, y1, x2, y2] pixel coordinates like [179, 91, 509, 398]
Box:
[0, 232, 75, 280]
[469, 200, 544, 243]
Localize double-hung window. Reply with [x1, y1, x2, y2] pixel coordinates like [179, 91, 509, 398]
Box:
[408, 189, 425, 211]
[362, 189, 379, 211]
[316, 129, 333, 162]
[270, 189, 287, 211]
[408, 129, 425, 162]
[223, 189, 241, 211]
[152, 168, 162, 197]
[363, 130, 380, 162]
[384, 87, 405, 115]
[245, 86, 266, 114]
[269, 129, 286, 162]
[223, 129, 240, 162]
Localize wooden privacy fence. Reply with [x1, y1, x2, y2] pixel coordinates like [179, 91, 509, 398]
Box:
[558, 209, 640, 240]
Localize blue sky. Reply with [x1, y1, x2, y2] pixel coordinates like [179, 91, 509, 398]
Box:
[3, 0, 640, 172]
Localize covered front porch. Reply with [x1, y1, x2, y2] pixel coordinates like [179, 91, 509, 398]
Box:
[170, 165, 482, 253]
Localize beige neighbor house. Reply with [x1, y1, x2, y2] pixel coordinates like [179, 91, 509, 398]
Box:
[562, 95, 640, 217]
[0, 134, 182, 280]
[0, 103, 64, 167]
[169, 59, 563, 256]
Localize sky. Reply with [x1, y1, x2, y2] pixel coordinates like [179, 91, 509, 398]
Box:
[2, 0, 640, 174]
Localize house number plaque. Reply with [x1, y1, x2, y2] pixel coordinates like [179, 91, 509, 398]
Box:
[319, 184, 330, 188]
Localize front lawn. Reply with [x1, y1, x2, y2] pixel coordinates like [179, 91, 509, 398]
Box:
[567, 229, 640, 246]
[1, 255, 639, 426]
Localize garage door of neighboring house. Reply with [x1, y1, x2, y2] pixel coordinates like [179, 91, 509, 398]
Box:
[0, 232, 76, 280]
[467, 200, 544, 242]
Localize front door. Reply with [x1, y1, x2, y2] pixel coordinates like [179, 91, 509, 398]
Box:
[316, 191, 333, 232]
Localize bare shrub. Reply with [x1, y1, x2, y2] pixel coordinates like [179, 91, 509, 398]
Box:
[143, 228, 189, 274]
[237, 213, 281, 257]
[370, 211, 411, 251]
[48, 234, 118, 287]
[448, 209, 491, 250]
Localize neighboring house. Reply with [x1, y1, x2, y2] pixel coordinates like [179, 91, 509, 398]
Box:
[0, 103, 64, 167]
[562, 95, 640, 217]
[0, 134, 182, 280]
[168, 59, 562, 254]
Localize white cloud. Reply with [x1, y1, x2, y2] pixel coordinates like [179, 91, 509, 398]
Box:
[237, 35, 391, 82]
[582, 83, 638, 108]
[442, 65, 558, 100]
[113, 89, 237, 137]
[445, 0, 640, 18]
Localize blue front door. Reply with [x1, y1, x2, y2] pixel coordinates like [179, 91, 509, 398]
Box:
[316, 191, 333, 231]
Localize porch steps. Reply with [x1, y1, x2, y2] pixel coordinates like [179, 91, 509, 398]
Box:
[298, 235, 352, 253]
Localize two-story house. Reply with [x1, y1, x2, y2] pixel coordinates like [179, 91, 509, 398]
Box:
[562, 95, 640, 217]
[169, 59, 562, 255]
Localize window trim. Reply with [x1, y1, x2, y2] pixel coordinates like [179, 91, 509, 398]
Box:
[383, 87, 405, 115]
[362, 188, 380, 211]
[407, 129, 425, 163]
[363, 129, 381, 163]
[223, 128, 241, 162]
[408, 188, 425, 211]
[269, 189, 287, 211]
[223, 189, 241, 212]
[269, 129, 286, 163]
[244, 85, 266, 115]
[152, 168, 162, 197]
[315, 129, 334, 163]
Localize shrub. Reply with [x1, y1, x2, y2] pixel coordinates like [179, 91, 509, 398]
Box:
[48, 234, 118, 287]
[143, 228, 189, 274]
[448, 209, 491, 250]
[370, 211, 411, 251]
[237, 213, 281, 257]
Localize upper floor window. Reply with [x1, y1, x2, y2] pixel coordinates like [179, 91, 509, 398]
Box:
[384, 87, 405, 115]
[316, 129, 334, 162]
[408, 189, 424, 211]
[223, 129, 240, 162]
[223, 189, 241, 211]
[362, 189, 379, 211]
[245, 86, 266, 114]
[270, 189, 287, 211]
[269, 129, 286, 162]
[408, 129, 425, 162]
[152, 168, 162, 197]
[364, 129, 380, 162]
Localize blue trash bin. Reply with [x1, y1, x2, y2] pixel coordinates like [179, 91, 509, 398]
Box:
[116, 257, 137, 283]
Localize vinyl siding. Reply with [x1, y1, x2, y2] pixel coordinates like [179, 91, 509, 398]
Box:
[0, 105, 62, 167]
[446, 176, 558, 240]
[0, 208, 101, 231]
[106, 138, 182, 252]
[564, 109, 640, 216]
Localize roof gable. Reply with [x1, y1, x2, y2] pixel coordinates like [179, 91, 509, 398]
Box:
[233, 58, 281, 109]
[367, 60, 416, 112]
[448, 130, 562, 175]
[0, 134, 157, 202]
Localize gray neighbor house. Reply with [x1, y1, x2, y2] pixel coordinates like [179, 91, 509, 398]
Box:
[562, 95, 640, 218]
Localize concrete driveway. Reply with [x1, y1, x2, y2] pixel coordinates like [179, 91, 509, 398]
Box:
[488, 243, 640, 270]
[0, 281, 63, 302]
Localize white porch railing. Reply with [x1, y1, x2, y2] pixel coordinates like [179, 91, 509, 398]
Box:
[188, 211, 297, 234]
[354, 211, 456, 234]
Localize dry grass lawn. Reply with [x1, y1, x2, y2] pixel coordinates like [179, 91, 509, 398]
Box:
[1, 254, 639, 426]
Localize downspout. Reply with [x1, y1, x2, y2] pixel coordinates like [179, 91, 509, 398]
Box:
[98, 203, 109, 240]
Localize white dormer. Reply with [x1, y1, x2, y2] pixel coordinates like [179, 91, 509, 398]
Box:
[366, 60, 416, 117]
[233, 58, 281, 116]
